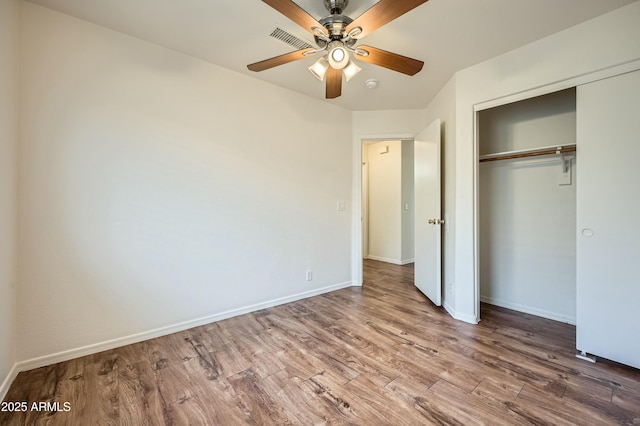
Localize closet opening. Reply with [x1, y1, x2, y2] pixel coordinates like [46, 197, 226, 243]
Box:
[477, 88, 577, 325]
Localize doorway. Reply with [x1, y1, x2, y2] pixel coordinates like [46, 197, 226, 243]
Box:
[361, 140, 415, 266]
[357, 118, 443, 309]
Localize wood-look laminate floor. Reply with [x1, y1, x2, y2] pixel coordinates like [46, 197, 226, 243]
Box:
[3, 260, 640, 425]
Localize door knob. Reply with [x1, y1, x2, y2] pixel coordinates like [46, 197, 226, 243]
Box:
[428, 218, 445, 225]
[428, 219, 436, 224]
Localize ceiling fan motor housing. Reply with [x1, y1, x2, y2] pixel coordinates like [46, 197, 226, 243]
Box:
[319, 14, 353, 40]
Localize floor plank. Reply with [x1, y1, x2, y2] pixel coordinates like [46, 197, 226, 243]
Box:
[2, 259, 640, 425]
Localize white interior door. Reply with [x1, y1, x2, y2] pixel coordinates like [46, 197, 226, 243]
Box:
[414, 119, 442, 305]
[576, 70, 640, 369]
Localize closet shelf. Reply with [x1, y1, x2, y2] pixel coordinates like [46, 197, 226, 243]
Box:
[479, 143, 576, 163]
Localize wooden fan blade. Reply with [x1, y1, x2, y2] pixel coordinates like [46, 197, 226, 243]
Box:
[247, 48, 316, 72]
[355, 45, 424, 76]
[326, 67, 342, 99]
[262, 0, 328, 36]
[346, 0, 429, 39]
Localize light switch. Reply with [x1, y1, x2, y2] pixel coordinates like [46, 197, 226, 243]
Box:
[337, 201, 346, 211]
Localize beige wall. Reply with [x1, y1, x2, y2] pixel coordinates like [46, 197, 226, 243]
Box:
[17, 2, 353, 364]
[0, 0, 19, 400]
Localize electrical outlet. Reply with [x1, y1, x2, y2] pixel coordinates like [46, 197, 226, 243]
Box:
[448, 282, 454, 296]
[306, 270, 313, 281]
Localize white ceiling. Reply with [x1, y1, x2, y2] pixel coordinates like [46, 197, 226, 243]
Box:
[25, 0, 636, 111]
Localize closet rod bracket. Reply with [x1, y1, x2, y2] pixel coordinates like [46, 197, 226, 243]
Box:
[558, 149, 574, 185]
[559, 151, 571, 174]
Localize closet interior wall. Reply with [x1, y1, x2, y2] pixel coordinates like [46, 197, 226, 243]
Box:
[478, 88, 577, 324]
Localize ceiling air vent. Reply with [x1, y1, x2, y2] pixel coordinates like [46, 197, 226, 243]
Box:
[269, 27, 313, 50]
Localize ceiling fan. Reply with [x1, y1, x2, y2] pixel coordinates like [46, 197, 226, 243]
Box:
[247, 0, 428, 99]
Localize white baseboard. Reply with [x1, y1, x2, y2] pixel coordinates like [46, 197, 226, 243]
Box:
[0, 363, 19, 402]
[443, 302, 479, 324]
[15, 281, 353, 374]
[443, 301, 456, 319]
[480, 296, 576, 325]
[365, 255, 414, 265]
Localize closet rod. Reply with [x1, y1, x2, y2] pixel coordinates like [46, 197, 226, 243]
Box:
[479, 144, 576, 163]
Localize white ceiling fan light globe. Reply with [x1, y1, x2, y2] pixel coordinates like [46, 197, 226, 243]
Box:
[343, 60, 361, 81]
[308, 56, 330, 81]
[332, 47, 345, 62]
[327, 41, 349, 69]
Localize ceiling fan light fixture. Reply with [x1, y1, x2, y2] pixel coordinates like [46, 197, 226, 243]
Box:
[327, 41, 349, 69]
[343, 60, 361, 82]
[308, 56, 330, 81]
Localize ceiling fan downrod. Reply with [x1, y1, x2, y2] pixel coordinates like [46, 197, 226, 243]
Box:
[324, 0, 348, 15]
